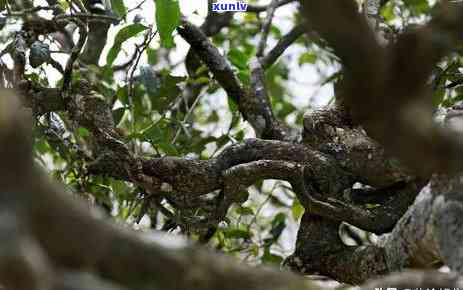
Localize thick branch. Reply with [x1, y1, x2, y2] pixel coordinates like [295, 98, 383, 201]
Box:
[0, 90, 314, 290]
[300, 0, 463, 174]
[177, 20, 294, 140]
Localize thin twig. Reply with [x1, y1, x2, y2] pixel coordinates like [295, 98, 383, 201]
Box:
[55, 12, 118, 22]
[256, 0, 280, 57]
[113, 50, 140, 72]
[261, 24, 305, 69]
[48, 57, 64, 73]
[70, 0, 87, 13]
[6, 5, 58, 17]
[120, 0, 148, 20]
[127, 29, 157, 135]
[61, 17, 87, 92]
[172, 91, 204, 144]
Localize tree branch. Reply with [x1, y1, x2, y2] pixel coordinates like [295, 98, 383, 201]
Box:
[261, 24, 305, 69]
[300, 0, 463, 174]
[60, 17, 87, 91]
[0, 90, 313, 290]
[177, 20, 294, 140]
[256, 0, 279, 57]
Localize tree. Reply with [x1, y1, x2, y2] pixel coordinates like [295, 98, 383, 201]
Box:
[1, 0, 463, 289]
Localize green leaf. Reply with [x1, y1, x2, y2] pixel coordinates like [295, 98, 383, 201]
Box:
[236, 206, 254, 216]
[57, 0, 69, 10]
[138, 118, 179, 155]
[227, 96, 238, 113]
[156, 142, 179, 156]
[250, 244, 259, 257]
[111, 180, 131, 200]
[262, 247, 283, 265]
[228, 48, 248, 70]
[381, 2, 395, 22]
[432, 88, 445, 108]
[77, 127, 90, 138]
[140, 118, 173, 142]
[237, 69, 250, 85]
[34, 138, 51, 155]
[223, 228, 252, 240]
[270, 213, 286, 240]
[111, 0, 126, 17]
[107, 24, 147, 66]
[115, 85, 129, 105]
[291, 200, 305, 220]
[298, 52, 317, 65]
[444, 94, 463, 108]
[192, 76, 210, 86]
[147, 48, 158, 65]
[112, 107, 126, 126]
[146, 70, 186, 113]
[155, 0, 180, 48]
[234, 130, 244, 142]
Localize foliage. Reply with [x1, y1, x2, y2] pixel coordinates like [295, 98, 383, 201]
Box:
[155, 0, 181, 48]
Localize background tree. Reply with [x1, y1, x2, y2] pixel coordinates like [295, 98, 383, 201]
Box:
[1, 0, 463, 289]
